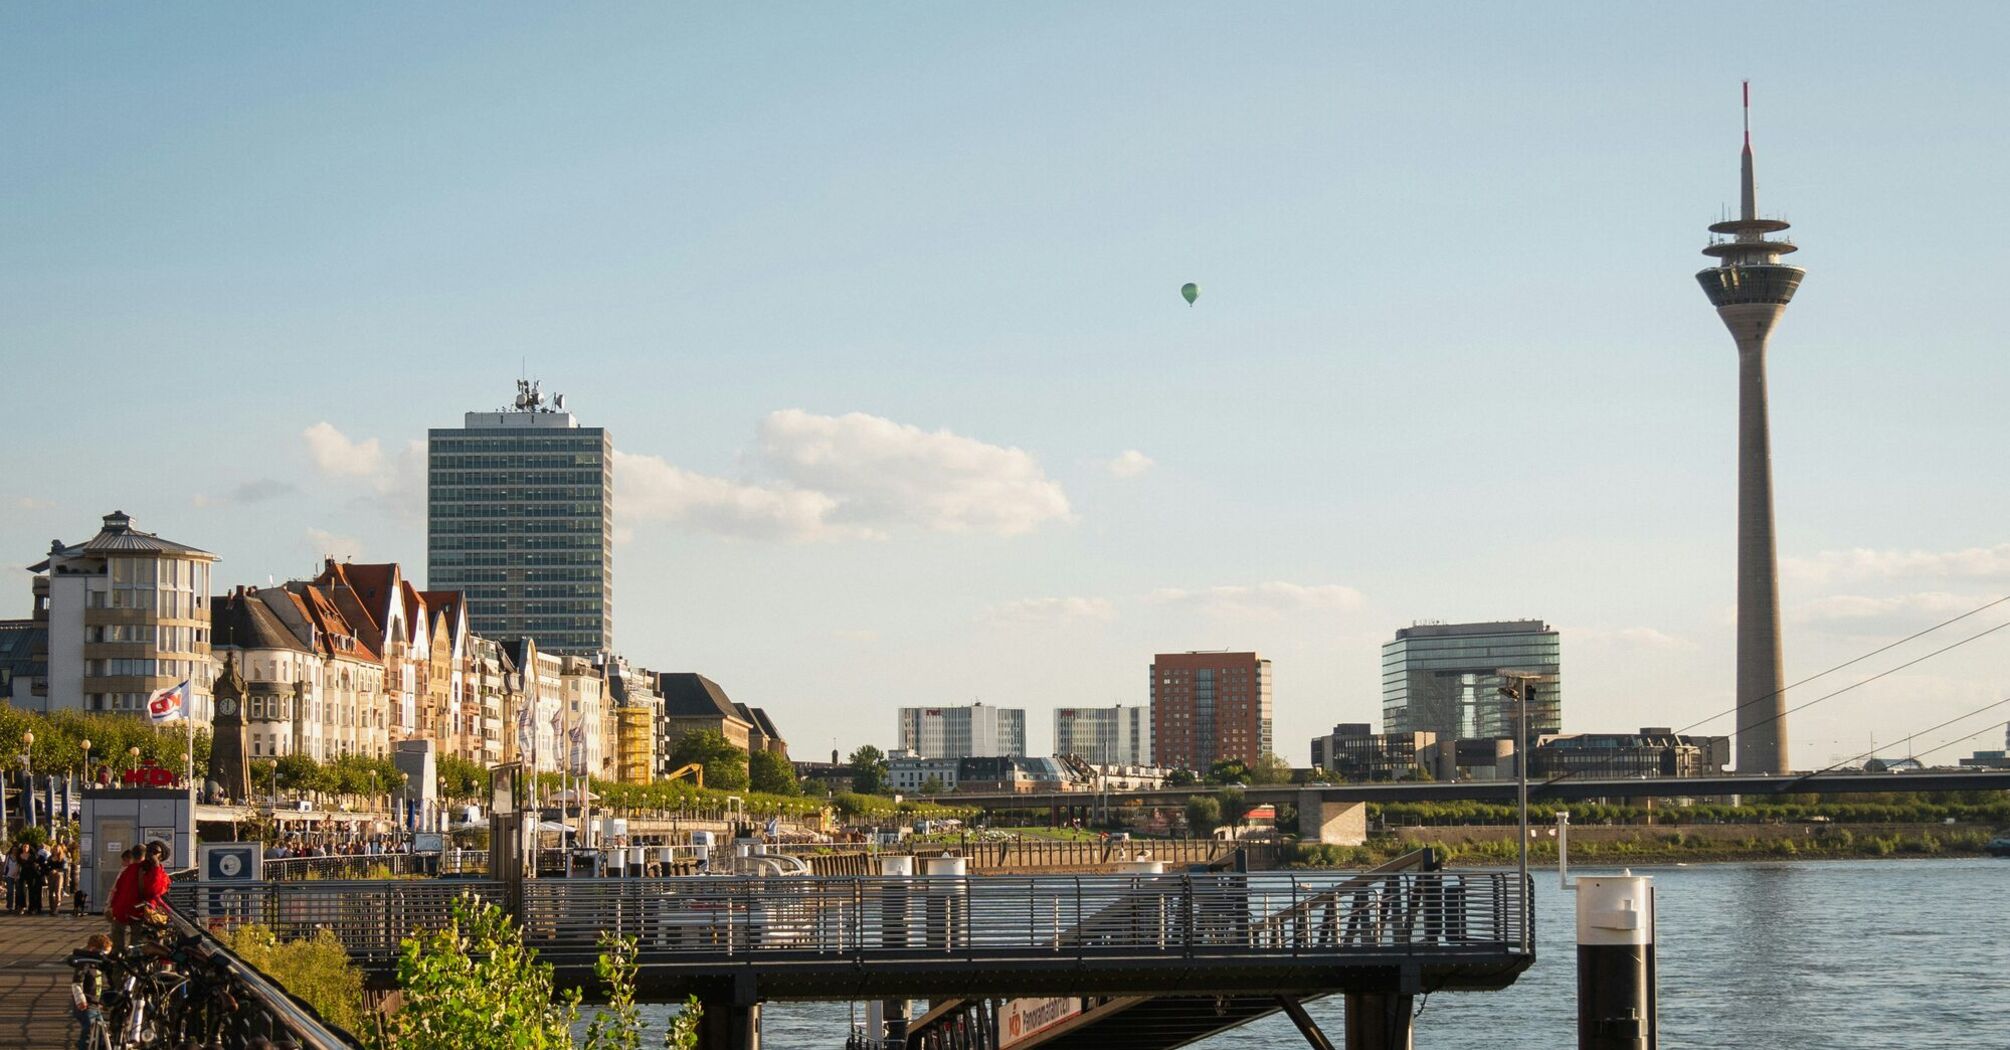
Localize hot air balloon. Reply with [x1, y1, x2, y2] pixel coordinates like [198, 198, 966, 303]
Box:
[1181, 282, 1199, 306]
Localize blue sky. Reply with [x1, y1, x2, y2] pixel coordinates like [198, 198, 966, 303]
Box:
[5, 5, 2009, 767]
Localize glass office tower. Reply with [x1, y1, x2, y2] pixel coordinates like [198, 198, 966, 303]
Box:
[427, 383, 613, 653]
[1381, 621, 1560, 741]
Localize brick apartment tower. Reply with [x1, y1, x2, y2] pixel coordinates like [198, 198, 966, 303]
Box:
[1695, 84, 1804, 774]
[1149, 651, 1273, 771]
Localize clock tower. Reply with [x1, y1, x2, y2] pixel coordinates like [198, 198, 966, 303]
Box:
[208, 653, 252, 802]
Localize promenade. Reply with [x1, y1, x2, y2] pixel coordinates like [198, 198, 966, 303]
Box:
[0, 915, 90, 1050]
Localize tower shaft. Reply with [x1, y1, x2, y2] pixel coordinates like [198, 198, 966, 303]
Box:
[1730, 308, 1789, 774]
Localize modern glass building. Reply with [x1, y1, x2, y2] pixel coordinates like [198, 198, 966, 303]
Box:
[427, 383, 613, 653]
[1381, 621, 1560, 741]
[896, 703, 1026, 759]
[1053, 705, 1152, 765]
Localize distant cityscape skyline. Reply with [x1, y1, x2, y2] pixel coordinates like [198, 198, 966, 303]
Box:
[7, 9, 2010, 767]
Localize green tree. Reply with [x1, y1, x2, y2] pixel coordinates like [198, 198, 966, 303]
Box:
[1205, 759, 1251, 786]
[1164, 768, 1200, 787]
[1247, 753, 1294, 786]
[274, 753, 320, 795]
[748, 749, 798, 795]
[919, 776, 945, 796]
[847, 745, 890, 795]
[1184, 795, 1223, 835]
[668, 730, 750, 791]
[222, 926, 370, 1035]
[437, 754, 488, 802]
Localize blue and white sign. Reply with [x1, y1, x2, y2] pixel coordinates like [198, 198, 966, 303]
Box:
[198, 842, 263, 883]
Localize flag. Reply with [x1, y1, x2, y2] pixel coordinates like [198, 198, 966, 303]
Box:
[568, 725, 585, 776]
[147, 680, 190, 723]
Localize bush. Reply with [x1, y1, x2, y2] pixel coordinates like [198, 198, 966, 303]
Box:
[221, 926, 369, 1036]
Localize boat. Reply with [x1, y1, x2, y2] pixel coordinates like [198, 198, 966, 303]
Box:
[1986, 832, 2010, 858]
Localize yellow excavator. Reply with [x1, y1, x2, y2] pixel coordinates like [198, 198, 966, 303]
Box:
[665, 762, 704, 788]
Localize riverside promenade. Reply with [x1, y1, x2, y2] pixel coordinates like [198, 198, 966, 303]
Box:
[0, 915, 90, 1049]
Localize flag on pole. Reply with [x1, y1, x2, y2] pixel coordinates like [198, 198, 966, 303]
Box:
[147, 680, 191, 724]
[568, 724, 585, 776]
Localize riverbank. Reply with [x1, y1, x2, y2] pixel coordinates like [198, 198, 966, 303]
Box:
[1287, 822, 2002, 866]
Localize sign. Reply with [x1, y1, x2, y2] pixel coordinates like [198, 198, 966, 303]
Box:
[413, 832, 445, 854]
[1000, 998, 1082, 1048]
[199, 843, 263, 883]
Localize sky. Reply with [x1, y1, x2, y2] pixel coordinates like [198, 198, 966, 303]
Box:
[4, 5, 2009, 769]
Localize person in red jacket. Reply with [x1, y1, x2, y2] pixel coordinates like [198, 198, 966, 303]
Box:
[107, 843, 170, 950]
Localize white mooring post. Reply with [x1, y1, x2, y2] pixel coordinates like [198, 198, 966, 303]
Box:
[1574, 871, 1657, 1050]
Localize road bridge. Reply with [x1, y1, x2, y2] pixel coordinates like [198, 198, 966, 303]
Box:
[947, 769, 2010, 843]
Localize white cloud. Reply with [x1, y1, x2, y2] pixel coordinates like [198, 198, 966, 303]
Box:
[302, 422, 383, 478]
[986, 596, 1117, 625]
[1785, 543, 2010, 584]
[618, 410, 1071, 542]
[304, 528, 364, 563]
[1148, 581, 1367, 619]
[299, 424, 423, 521]
[757, 410, 1070, 536]
[1790, 592, 1989, 630]
[1106, 450, 1155, 479]
[1569, 626, 1697, 650]
[615, 451, 868, 543]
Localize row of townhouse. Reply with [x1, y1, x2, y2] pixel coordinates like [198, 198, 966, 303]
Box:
[2, 512, 783, 787]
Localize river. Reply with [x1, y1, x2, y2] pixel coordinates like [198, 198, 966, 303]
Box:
[638, 858, 2008, 1048]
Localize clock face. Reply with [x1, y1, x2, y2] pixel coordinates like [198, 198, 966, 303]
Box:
[219, 697, 237, 717]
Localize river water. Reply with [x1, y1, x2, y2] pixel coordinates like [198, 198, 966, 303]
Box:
[638, 858, 2008, 1048]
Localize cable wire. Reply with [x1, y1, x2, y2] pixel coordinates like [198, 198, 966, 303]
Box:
[1672, 587, 2010, 736]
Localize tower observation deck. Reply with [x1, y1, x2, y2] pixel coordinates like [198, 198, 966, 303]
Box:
[1696, 83, 1803, 775]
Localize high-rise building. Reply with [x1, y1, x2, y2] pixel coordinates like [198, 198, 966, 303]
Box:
[1053, 705, 1152, 765]
[428, 380, 613, 654]
[1149, 651, 1272, 771]
[896, 703, 1026, 759]
[1381, 621, 1561, 741]
[28, 511, 218, 722]
[1695, 84, 1803, 775]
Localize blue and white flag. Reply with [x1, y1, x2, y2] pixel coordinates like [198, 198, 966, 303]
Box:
[146, 680, 190, 724]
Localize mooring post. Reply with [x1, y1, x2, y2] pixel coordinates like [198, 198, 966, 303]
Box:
[1575, 872, 1656, 1050]
[1342, 991, 1413, 1050]
[879, 855, 915, 1048]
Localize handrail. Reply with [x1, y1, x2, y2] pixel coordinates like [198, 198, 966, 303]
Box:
[159, 898, 368, 1049]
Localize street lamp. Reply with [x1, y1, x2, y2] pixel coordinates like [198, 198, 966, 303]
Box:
[80, 738, 92, 781]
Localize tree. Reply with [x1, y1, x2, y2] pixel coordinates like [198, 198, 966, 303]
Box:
[847, 745, 890, 795]
[668, 730, 749, 791]
[1164, 768, 1200, 787]
[1247, 753, 1295, 786]
[748, 749, 798, 795]
[918, 776, 945, 796]
[274, 754, 320, 795]
[1205, 759, 1251, 786]
[437, 755, 488, 802]
[1184, 795, 1223, 835]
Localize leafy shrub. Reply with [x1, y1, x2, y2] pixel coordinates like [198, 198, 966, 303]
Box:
[221, 926, 370, 1036]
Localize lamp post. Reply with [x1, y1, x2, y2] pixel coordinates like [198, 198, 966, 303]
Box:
[80, 738, 92, 781]
[128, 746, 142, 779]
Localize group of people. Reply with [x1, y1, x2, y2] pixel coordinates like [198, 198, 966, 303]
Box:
[264, 833, 411, 859]
[3, 841, 74, 915]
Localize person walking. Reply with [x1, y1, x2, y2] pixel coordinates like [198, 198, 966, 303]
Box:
[2, 845, 21, 914]
[104, 848, 138, 947]
[46, 843, 69, 917]
[23, 843, 47, 915]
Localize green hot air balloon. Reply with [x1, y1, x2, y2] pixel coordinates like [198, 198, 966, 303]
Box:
[1181, 282, 1200, 307]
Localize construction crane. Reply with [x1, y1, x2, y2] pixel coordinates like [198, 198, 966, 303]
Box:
[665, 763, 704, 789]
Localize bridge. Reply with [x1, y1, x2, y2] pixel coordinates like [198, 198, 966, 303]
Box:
[947, 769, 2010, 842]
[171, 865, 1531, 1048]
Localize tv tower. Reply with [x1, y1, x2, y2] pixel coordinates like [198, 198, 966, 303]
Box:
[1696, 83, 1804, 774]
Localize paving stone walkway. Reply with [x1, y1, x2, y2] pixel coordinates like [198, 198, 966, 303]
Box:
[0, 914, 100, 1049]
